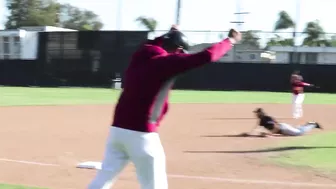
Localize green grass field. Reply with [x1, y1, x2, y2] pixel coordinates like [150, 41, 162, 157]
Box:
[1, 86, 336, 106]
[1, 86, 336, 188]
[0, 184, 47, 189]
[271, 132, 336, 171]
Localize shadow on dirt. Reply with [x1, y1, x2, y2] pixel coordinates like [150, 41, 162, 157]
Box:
[184, 146, 336, 154]
[201, 134, 287, 138]
[207, 117, 292, 121]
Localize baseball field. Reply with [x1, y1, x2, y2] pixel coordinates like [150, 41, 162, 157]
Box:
[1, 86, 336, 189]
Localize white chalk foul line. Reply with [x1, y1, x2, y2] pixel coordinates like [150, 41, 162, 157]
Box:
[1, 158, 336, 188]
[169, 174, 336, 188]
[0, 158, 60, 167]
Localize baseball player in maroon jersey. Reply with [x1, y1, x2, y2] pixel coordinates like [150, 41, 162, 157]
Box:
[291, 70, 317, 119]
[87, 27, 242, 189]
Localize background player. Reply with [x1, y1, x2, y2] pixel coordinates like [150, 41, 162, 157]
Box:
[291, 70, 316, 119]
[87, 27, 242, 189]
[241, 108, 322, 137]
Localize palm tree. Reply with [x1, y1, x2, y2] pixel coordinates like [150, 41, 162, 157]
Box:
[135, 16, 158, 32]
[274, 11, 295, 31]
[266, 11, 296, 47]
[302, 20, 330, 46]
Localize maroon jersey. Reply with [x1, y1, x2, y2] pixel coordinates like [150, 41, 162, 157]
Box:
[112, 37, 234, 132]
[291, 74, 311, 95]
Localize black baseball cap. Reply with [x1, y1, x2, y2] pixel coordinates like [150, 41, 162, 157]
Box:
[253, 108, 263, 113]
[161, 30, 189, 53]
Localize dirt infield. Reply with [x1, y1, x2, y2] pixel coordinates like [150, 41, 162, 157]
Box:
[0, 104, 336, 189]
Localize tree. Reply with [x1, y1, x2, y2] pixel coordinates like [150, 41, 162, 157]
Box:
[5, 0, 103, 30]
[266, 35, 294, 47]
[329, 35, 336, 47]
[266, 10, 296, 47]
[240, 30, 261, 48]
[5, 0, 60, 29]
[301, 20, 330, 47]
[274, 11, 295, 31]
[136, 16, 158, 32]
[59, 4, 103, 30]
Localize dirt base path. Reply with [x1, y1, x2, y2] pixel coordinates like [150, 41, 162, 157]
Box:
[0, 104, 336, 189]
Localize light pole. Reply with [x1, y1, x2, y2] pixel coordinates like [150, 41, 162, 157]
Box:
[230, 0, 249, 62]
[230, 12, 249, 31]
[116, 0, 122, 30]
[230, 0, 249, 31]
[176, 0, 182, 25]
[292, 0, 300, 64]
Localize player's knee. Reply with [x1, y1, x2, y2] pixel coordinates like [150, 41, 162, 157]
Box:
[132, 145, 165, 160]
[294, 130, 305, 136]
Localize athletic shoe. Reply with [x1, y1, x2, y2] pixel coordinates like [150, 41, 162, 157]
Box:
[315, 122, 323, 130]
[307, 122, 323, 129]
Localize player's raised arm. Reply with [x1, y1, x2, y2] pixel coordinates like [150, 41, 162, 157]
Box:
[291, 72, 315, 87]
[292, 78, 318, 89]
[149, 29, 242, 79]
[294, 80, 313, 87]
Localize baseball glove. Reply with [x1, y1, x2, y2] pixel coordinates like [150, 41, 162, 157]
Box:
[259, 132, 269, 137]
[311, 84, 320, 89]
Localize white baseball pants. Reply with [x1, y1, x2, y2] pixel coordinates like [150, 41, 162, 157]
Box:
[88, 126, 168, 189]
[279, 122, 316, 136]
[292, 93, 305, 119]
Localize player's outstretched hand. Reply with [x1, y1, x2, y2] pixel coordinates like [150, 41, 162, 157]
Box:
[313, 84, 320, 89]
[239, 132, 250, 137]
[259, 132, 272, 138]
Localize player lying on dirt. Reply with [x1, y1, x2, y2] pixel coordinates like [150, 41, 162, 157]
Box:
[240, 108, 323, 137]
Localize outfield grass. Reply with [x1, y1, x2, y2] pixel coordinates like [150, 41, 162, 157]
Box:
[0, 184, 46, 189]
[271, 132, 336, 171]
[1, 86, 336, 106]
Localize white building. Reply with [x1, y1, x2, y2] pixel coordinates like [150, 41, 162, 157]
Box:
[189, 43, 274, 63]
[268, 46, 336, 64]
[20, 26, 76, 32]
[0, 26, 76, 60]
